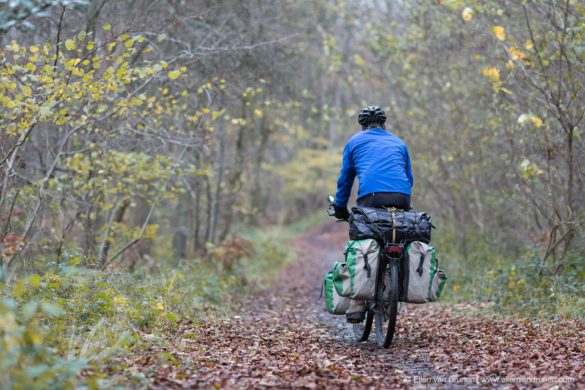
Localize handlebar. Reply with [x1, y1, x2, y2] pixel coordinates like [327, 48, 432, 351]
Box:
[327, 194, 349, 222]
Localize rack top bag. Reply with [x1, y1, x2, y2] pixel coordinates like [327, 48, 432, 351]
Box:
[349, 206, 433, 244]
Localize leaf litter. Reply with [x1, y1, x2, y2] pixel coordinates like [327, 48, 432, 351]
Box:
[115, 223, 584, 389]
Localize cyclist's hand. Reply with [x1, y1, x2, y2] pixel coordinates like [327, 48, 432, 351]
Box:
[334, 206, 350, 221]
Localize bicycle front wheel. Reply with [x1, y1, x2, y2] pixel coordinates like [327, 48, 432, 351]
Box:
[375, 258, 399, 348]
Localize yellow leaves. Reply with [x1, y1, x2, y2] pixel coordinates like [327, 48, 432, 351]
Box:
[115, 62, 129, 83]
[24, 63, 36, 72]
[113, 296, 127, 305]
[102, 24, 112, 31]
[520, 159, 544, 180]
[144, 224, 159, 239]
[64, 58, 81, 69]
[28, 274, 42, 288]
[461, 7, 473, 22]
[69, 256, 81, 265]
[353, 54, 366, 67]
[40, 64, 53, 74]
[8, 41, 19, 52]
[509, 47, 528, 63]
[210, 109, 224, 121]
[231, 118, 247, 126]
[65, 39, 76, 51]
[168, 70, 181, 80]
[197, 82, 213, 94]
[77, 31, 87, 41]
[92, 57, 101, 69]
[482, 67, 500, 82]
[491, 25, 506, 41]
[532, 117, 543, 127]
[3, 97, 17, 110]
[107, 41, 117, 51]
[21, 85, 32, 97]
[253, 108, 263, 118]
[518, 113, 544, 128]
[525, 39, 534, 51]
[482, 66, 511, 94]
[27, 329, 43, 345]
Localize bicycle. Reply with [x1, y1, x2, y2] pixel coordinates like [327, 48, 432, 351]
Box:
[327, 195, 403, 348]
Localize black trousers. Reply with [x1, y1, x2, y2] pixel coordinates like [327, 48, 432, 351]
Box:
[357, 192, 410, 210]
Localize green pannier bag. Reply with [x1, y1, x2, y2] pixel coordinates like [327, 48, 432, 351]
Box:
[404, 241, 447, 303]
[333, 239, 380, 301]
[331, 260, 351, 297]
[323, 271, 350, 314]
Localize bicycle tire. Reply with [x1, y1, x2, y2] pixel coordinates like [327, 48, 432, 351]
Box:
[352, 309, 373, 342]
[375, 258, 399, 348]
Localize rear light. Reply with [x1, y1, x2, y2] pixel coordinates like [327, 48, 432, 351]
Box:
[385, 246, 403, 254]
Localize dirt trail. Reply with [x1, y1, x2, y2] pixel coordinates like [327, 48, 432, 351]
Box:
[148, 223, 584, 389]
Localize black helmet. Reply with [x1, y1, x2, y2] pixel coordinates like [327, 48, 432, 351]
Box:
[358, 106, 387, 127]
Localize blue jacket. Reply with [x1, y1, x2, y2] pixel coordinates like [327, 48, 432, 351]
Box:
[335, 128, 413, 207]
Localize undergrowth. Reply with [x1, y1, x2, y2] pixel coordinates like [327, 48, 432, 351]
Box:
[0, 213, 322, 389]
[435, 228, 585, 321]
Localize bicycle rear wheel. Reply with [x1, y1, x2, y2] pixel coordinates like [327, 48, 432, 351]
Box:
[374, 258, 399, 348]
[352, 309, 373, 342]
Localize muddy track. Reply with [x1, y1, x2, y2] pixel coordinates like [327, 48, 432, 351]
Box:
[148, 222, 584, 389]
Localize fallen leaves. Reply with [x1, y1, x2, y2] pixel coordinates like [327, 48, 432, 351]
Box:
[108, 223, 584, 388]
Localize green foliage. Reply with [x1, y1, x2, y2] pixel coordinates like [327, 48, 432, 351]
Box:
[439, 232, 585, 321]
[0, 297, 86, 390]
[1, 262, 230, 388]
[0, 220, 297, 388]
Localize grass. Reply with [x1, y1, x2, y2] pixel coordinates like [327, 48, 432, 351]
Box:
[432, 226, 585, 321]
[0, 213, 328, 389]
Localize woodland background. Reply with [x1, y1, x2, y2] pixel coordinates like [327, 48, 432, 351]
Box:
[0, 0, 584, 388]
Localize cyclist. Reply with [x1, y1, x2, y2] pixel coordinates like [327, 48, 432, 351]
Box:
[334, 105, 414, 323]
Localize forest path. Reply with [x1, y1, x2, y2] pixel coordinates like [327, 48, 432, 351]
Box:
[147, 223, 584, 389]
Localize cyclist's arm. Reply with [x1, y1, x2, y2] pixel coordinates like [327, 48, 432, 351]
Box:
[335, 142, 356, 207]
